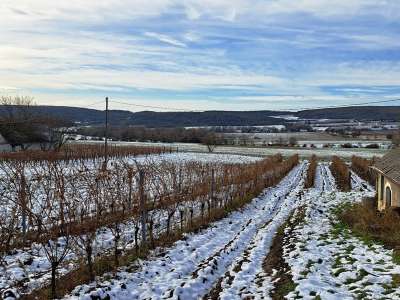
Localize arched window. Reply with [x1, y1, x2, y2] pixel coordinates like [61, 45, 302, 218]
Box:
[386, 186, 392, 208]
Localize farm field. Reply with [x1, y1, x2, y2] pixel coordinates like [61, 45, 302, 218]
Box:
[60, 163, 399, 299]
[0, 149, 296, 299]
[1, 148, 399, 300]
[75, 140, 387, 159]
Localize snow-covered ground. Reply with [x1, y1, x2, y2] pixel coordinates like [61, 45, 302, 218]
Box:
[75, 140, 386, 159]
[59, 163, 400, 300]
[118, 152, 263, 165]
[4, 157, 399, 299]
[0, 152, 263, 298]
[285, 166, 400, 299]
[63, 163, 309, 300]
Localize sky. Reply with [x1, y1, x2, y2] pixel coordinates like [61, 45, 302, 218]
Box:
[1, 0, 400, 112]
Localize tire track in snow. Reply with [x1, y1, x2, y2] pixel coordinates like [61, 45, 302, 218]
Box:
[211, 164, 336, 299]
[318, 163, 336, 192]
[282, 165, 397, 300]
[64, 163, 308, 300]
[205, 166, 308, 300]
[167, 162, 308, 299]
[350, 170, 374, 192]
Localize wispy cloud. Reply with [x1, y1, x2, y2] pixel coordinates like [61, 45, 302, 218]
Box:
[1, 1, 400, 111]
[144, 32, 187, 47]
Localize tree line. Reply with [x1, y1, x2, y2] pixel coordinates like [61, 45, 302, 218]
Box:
[75, 125, 224, 146]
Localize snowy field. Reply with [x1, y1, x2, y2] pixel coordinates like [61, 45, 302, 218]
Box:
[75, 140, 386, 159]
[58, 162, 400, 300]
[130, 152, 263, 164]
[3, 153, 399, 299]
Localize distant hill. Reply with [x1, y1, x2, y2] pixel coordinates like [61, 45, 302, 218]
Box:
[126, 111, 289, 127]
[296, 106, 400, 121]
[0, 105, 398, 127]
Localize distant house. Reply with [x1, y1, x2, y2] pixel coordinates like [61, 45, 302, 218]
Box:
[372, 148, 400, 211]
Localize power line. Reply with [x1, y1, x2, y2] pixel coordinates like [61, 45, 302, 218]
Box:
[110, 100, 202, 112]
[85, 100, 105, 109]
[294, 98, 400, 111]
[109, 98, 400, 113]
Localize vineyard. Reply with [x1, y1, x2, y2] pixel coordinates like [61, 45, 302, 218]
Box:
[0, 147, 299, 299]
[0, 144, 172, 162]
[304, 155, 317, 188]
[329, 156, 351, 191]
[62, 160, 400, 300]
[0, 148, 399, 300]
[351, 155, 376, 186]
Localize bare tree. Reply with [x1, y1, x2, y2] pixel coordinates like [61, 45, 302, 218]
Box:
[289, 136, 298, 147]
[201, 132, 220, 153]
[0, 96, 68, 151]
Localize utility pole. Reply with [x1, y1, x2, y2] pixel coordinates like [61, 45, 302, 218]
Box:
[104, 97, 109, 169]
[139, 169, 147, 246]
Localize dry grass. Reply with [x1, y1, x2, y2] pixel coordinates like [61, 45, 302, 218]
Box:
[0, 144, 171, 161]
[304, 155, 317, 189]
[330, 156, 351, 192]
[338, 201, 400, 257]
[351, 156, 376, 186]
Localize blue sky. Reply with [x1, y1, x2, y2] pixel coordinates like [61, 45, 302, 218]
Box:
[1, 0, 400, 111]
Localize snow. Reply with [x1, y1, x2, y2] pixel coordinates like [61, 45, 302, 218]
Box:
[77, 140, 386, 159]
[284, 165, 400, 300]
[2, 155, 399, 299]
[0, 152, 263, 297]
[61, 162, 400, 300]
[217, 165, 306, 299]
[130, 152, 263, 165]
[63, 163, 309, 300]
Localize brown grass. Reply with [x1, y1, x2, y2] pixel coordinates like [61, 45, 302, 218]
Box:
[351, 156, 376, 186]
[338, 201, 400, 254]
[304, 155, 317, 189]
[330, 156, 351, 192]
[0, 144, 171, 161]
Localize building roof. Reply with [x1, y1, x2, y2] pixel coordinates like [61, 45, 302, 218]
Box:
[373, 147, 400, 184]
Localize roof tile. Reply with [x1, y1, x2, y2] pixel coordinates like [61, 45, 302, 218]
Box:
[374, 148, 400, 184]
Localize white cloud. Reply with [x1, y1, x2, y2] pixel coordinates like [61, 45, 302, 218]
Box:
[1, 1, 400, 110]
[0, 67, 286, 91]
[2, 1, 399, 27]
[0, 1, 175, 26]
[304, 62, 400, 87]
[144, 32, 187, 47]
[183, 31, 201, 42]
